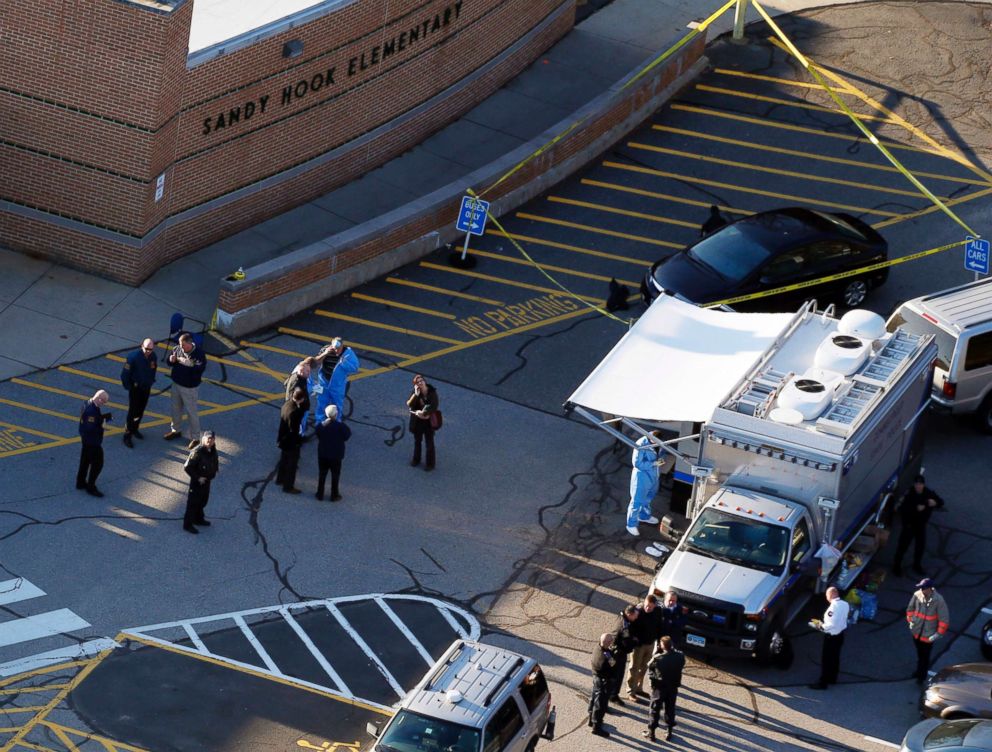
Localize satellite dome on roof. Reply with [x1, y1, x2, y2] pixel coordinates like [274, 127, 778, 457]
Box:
[814, 334, 870, 376]
[838, 309, 886, 341]
[777, 369, 838, 421]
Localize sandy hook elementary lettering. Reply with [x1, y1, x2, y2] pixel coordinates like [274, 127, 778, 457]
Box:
[201, 2, 465, 136]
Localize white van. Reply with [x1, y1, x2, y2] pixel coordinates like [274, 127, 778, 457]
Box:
[366, 640, 555, 752]
[886, 278, 992, 431]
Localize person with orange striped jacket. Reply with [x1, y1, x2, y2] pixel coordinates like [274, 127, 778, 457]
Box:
[906, 578, 950, 684]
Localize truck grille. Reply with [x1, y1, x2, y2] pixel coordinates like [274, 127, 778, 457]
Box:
[670, 588, 744, 633]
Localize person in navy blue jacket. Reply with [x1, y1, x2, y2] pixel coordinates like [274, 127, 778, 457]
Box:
[120, 338, 157, 448]
[164, 333, 207, 448]
[77, 390, 111, 497]
[315, 404, 351, 501]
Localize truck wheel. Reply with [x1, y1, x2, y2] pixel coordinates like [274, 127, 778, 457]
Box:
[758, 619, 790, 666]
[982, 619, 992, 660]
[841, 279, 869, 307]
[975, 396, 992, 435]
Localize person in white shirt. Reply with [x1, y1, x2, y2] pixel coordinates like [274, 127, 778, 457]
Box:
[809, 586, 850, 690]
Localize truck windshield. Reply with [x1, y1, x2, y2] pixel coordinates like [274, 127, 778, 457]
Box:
[682, 508, 789, 574]
[377, 710, 480, 752]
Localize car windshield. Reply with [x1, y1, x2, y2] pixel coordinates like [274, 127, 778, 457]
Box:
[687, 225, 774, 283]
[924, 719, 984, 749]
[808, 210, 868, 240]
[378, 710, 480, 752]
[682, 508, 789, 574]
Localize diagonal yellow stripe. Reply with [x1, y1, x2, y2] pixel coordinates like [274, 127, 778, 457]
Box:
[650, 125, 989, 187]
[694, 83, 899, 124]
[712, 66, 853, 92]
[627, 141, 949, 200]
[313, 310, 464, 345]
[581, 178, 750, 217]
[275, 328, 414, 359]
[602, 160, 902, 217]
[515, 212, 681, 249]
[546, 196, 700, 229]
[0, 420, 65, 441]
[10, 378, 167, 421]
[419, 262, 601, 302]
[456, 247, 641, 288]
[487, 228, 652, 265]
[350, 293, 457, 320]
[874, 185, 992, 229]
[385, 277, 505, 306]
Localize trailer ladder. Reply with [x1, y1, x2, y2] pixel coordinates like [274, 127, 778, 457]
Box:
[730, 367, 792, 418]
[857, 330, 923, 387]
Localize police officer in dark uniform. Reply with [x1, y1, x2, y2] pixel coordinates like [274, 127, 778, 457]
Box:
[183, 430, 218, 534]
[608, 604, 640, 705]
[120, 338, 157, 448]
[893, 474, 945, 576]
[644, 635, 686, 742]
[77, 390, 111, 497]
[659, 591, 688, 648]
[589, 632, 615, 738]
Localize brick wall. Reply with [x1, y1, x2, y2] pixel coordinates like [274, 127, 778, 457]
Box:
[0, 0, 573, 284]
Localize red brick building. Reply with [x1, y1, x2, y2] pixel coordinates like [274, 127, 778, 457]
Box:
[0, 0, 574, 284]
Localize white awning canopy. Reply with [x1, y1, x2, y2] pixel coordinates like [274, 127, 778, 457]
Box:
[567, 297, 794, 423]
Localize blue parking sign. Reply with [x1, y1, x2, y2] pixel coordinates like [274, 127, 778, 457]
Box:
[965, 236, 990, 275]
[456, 195, 490, 236]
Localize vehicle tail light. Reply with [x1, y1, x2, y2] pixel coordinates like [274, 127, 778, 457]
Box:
[942, 380, 956, 399]
[744, 610, 766, 622]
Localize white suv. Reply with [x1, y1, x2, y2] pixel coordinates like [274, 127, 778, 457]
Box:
[886, 278, 992, 431]
[366, 640, 555, 752]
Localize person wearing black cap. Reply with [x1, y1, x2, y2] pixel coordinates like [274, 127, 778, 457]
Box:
[700, 205, 728, 236]
[182, 430, 218, 534]
[907, 578, 949, 683]
[893, 475, 944, 576]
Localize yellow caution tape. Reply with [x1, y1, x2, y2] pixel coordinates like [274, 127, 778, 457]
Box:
[707, 239, 967, 308]
[478, 0, 736, 199]
[750, 0, 978, 239]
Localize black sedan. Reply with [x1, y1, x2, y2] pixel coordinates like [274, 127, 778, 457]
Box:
[641, 208, 888, 310]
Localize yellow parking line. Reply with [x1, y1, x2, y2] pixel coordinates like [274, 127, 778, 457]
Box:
[419, 262, 601, 302]
[386, 277, 505, 306]
[350, 292, 457, 320]
[41, 720, 150, 752]
[454, 247, 642, 288]
[712, 67, 854, 92]
[487, 228, 652, 266]
[627, 141, 949, 200]
[650, 125, 989, 187]
[99, 359, 224, 409]
[10, 378, 168, 421]
[602, 160, 902, 217]
[276, 328, 414, 359]
[154, 342, 282, 382]
[874, 185, 992, 229]
[581, 179, 751, 217]
[515, 212, 681, 249]
[240, 340, 307, 360]
[670, 103, 943, 158]
[694, 84, 898, 124]
[313, 310, 464, 345]
[547, 196, 700, 229]
[0, 420, 66, 441]
[0, 396, 88, 424]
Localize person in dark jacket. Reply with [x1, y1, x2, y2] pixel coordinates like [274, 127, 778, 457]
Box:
[608, 604, 640, 705]
[700, 204, 728, 236]
[77, 390, 111, 497]
[644, 635, 686, 742]
[407, 374, 439, 470]
[120, 338, 157, 448]
[589, 632, 616, 738]
[626, 594, 661, 700]
[165, 333, 207, 447]
[284, 357, 315, 433]
[183, 430, 218, 534]
[894, 475, 945, 576]
[315, 404, 351, 501]
[659, 591, 688, 647]
[276, 388, 307, 494]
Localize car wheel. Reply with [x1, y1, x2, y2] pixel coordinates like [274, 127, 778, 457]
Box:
[758, 619, 790, 666]
[841, 279, 869, 307]
[975, 395, 992, 435]
[982, 618, 992, 660]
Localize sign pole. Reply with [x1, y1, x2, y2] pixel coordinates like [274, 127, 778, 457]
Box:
[460, 197, 477, 262]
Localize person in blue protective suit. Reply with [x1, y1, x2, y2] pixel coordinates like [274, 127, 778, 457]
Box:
[627, 431, 662, 536]
[309, 338, 359, 425]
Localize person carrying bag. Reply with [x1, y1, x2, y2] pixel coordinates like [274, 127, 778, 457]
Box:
[407, 374, 439, 471]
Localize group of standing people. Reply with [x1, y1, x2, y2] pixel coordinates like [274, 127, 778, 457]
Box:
[78, 330, 443, 533]
[589, 592, 687, 742]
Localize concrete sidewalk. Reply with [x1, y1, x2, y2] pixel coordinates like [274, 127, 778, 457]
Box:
[0, 0, 837, 380]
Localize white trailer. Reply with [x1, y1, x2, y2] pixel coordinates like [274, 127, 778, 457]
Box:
[566, 297, 935, 660]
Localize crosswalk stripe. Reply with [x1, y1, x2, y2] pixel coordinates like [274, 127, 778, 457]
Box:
[0, 609, 89, 649]
[0, 579, 45, 607]
[374, 597, 434, 667]
[279, 606, 351, 696]
[234, 614, 279, 673]
[325, 603, 405, 699]
[180, 622, 208, 653]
